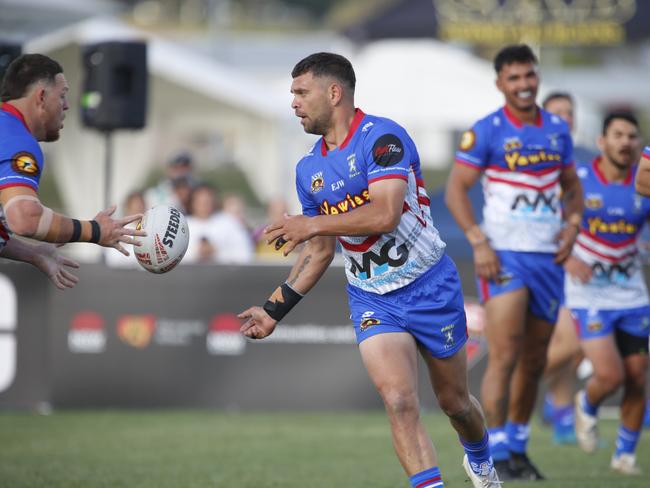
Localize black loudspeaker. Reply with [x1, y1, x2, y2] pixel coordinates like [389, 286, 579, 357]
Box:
[81, 41, 147, 130]
[0, 43, 22, 87]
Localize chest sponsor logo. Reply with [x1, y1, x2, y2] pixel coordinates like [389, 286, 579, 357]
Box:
[511, 192, 558, 214]
[372, 134, 404, 167]
[348, 153, 360, 178]
[587, 217, 637, 235]
[311, 171, 324, 193]
[505, 149, 561, 171]
[592, 261, 635, 282]
[11, 151, 40, 176]
[349, 237, 409, 280]
[331, 179, 345, 191]
[321, 190, 370, 215]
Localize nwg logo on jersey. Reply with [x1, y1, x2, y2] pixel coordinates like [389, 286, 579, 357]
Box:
[0, 274, 17, 393]
[68, 311, 106, 354]
[207, 314, 246, 355]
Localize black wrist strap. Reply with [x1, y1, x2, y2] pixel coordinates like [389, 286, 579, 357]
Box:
[263, 283, 303, 322]
[90, 220, 101, 243]
[70, 219, 82, 242]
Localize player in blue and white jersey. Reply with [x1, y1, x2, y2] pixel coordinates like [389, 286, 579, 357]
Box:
[569, 113, 649, 475]
[445, 45, 584, 481]
[0, 54, 144, 284]
[239, 52, 500, 488]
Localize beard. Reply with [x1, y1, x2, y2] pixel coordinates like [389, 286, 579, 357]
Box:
[302, 111, 331, 136]
[43, 128, 61, 142]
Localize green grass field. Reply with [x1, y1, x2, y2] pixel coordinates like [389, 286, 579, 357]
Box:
[0, 410, 648, 487]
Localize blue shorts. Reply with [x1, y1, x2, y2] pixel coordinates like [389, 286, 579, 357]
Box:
[571, 306, 650, 340]
[476, 251, 563, 324]
[347, 254, 468, 358]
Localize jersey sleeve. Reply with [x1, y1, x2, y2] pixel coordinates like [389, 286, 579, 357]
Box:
[295, 162, 320, 217]
[0, 135, 43, 191]
[455, 119, 490, 170]
[363, 122, 413, 184]
[642, 146, 650, 161]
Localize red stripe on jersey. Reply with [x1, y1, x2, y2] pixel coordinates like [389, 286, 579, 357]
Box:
[338, 235, 380, 252]
[504, 104, 542, 128]
[486, 175, 558, 191]
[455, 158, 482, 170]
[578, 229, 637, 249]
[418, 196, 431, 206]
[575, 239, 638, 263]
[487, 164, 560, 176]
[320, 108, 366, 156]
[415, 476, 442, 488]
[368, 174, 408, 184]
[0, 182, 37, 191]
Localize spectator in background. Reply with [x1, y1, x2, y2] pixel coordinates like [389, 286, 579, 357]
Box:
[105, 190, 147, 268]
[254, 196, 290, 259]
[144, 152, 197, 214]
[183, 183, 253, 264]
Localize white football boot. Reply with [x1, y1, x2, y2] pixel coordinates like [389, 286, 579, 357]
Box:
[610, 453, 642, 475]
[574, 390, 598, 453]
[462, 455, 502, 487]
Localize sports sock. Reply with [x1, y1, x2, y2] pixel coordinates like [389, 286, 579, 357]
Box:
[553, 404, 575, 437]
[505, 421, 530, 454]
[487, 426, 509, 461]
[580, 390, 599, 417]
[542, 393, 555, 423]
[460, 431, 493, 474]
[614, 426, 640, 456]
[409, 466, 443, 488]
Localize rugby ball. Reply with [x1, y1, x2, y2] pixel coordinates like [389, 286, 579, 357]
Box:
[134, 205, 189, 274]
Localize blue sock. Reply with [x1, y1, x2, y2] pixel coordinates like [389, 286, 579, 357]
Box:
[644, 401, 650, 428]
[542, 393, 555, 424]
[553, 404, 575, 435]
[488, 426, 509, 461]
[580, 391, 599, 416]
[614, 426, 640, 456]
[505, 421, 530, 454]
[460, 431, 493, 475]
[409, 466, 443, 488]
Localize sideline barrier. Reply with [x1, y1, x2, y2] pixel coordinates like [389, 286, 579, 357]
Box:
[0, 261, 487, 410]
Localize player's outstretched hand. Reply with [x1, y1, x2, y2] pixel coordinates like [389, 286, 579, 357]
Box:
[94, 205, 147, 256]
[555, 224, 579, 264]
[564, 255, 592, 284]
[238, 306, 278, 339]
[473, 241, 500, 280]
[264, 214, 315, 256]
[32, 243, 80, 290]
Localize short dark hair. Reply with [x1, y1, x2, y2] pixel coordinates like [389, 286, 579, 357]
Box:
[602, 111, 639, 135]
[542, 91, 573, 109]
[1, 54, 63, 102]
[494, 44, 538, 73]
[291, 52, 356, 91]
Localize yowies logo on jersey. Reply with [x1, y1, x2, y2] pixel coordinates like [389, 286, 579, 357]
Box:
[459, 129, 476, 151]
[587, 217, 637, 235]
[372, 134, 404, 167]
[320, 189, 370, 215]
[11, 152, 39, 176]
[505, 149, 561, 171]
[311, 171, 324, 193]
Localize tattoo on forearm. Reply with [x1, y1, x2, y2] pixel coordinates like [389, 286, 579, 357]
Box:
[288, 255, 311, 286]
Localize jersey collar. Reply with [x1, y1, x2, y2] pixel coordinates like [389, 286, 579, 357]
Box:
[503, 105, 542, 128]
[1, 102, 31, 133]
[593, 156, 633, 186]
[320, 108, 365, 156]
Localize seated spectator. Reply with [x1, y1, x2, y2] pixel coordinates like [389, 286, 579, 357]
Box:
[144, 152, 197, 214]
[183, 183, 253, 264]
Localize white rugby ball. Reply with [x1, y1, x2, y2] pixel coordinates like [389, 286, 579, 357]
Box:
[134, 205, 189, 274]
